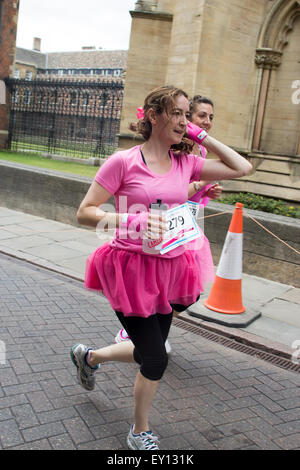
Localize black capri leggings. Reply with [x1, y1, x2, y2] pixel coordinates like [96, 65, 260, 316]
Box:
[115, 311, 173, 381]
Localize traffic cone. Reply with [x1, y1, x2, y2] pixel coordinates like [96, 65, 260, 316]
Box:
[204, 202, 245, 314]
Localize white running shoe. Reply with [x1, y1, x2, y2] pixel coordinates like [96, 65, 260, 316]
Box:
[127, 424, 159, 450]
[114, 328, 130, 343]
[70, 343, 99, 391]
[165, 339, 171, 354]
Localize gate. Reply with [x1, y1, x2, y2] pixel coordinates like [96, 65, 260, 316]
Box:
[5, 78, 124, 158]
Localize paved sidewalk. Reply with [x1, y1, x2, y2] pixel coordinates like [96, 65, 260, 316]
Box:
[0, 252, 300, 450]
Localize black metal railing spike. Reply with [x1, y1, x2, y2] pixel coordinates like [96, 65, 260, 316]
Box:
[5, 77, 124, 159]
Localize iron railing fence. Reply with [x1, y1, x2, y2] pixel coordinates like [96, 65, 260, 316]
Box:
[5, 78, 124, 158]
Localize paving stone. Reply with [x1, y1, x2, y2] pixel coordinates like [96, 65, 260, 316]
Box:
[277, 396, 300, 410]
[77, 436, 124, 450]
[273, 433, 300, 450]
[274, 420, 300, 436]
[159, 434, 194, 450]
[248, 416, 283, 438]
[213, 433, 255, 450]
[182, 430, 216, 450]
[38, 406, 79, 425]
[90, 421, 129, 441]
[11, 403, 39, 429]
[0, 408, 13, 421]
[0, 394, 28, 410]
[4, 381, 41, 397]
[49, 433, 77, 450]
[75, 402, 105, 427]
[216, 420, 256, 436]
[22, 421, 66, 442]
[62, 417, 94, 444]
[249, 404, 284, 425]
[9, 438, 52, 450]
[276, 408, 300, 422]
[27, 391, 54, 413]
[0, 418, 24, 448]
[244, 429, 282, 450]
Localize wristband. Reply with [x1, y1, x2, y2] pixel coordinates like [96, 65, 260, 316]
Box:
[189, 183, 212, 206]
[120, 212, 149, 233]
[187, 122, 208, 145]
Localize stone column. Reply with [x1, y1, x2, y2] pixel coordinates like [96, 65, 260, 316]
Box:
[252, 48, 282, 151]
[134, 0, 158, 11]
[118, 1, 173, 150]
[0, 0, 19, 149]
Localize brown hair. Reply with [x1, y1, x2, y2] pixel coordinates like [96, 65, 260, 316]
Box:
[189, 95, 214, 114]
[130, 85, 194, 154]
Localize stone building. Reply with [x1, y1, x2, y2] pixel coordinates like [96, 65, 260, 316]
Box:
[0, 0, 19, 149]
[13, 39, 127, 81]
[120, 0, 300, 202]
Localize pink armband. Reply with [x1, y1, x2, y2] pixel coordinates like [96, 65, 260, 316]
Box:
[189, 184, 212, 207]
[120, 212, 148, 233]
[187, 122, 208, 145]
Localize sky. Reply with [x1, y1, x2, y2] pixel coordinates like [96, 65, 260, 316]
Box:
[16, 0, 137, 52]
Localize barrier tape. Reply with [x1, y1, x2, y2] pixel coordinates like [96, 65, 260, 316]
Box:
[199, 210, 300, 256]
[245, 213, 300, 256]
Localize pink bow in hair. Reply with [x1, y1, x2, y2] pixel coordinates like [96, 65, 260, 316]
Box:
[136, 107, 145, 120]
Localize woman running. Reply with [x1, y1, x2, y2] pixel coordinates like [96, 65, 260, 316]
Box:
[70, 85, 252, 450]
[115, 94, 222, 346]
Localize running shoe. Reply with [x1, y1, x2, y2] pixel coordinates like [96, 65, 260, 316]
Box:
[127, 424, 159, 450]
[114, 328, 130, 343]
[70, 343, 99, 391]
[165, 339, 171, 354]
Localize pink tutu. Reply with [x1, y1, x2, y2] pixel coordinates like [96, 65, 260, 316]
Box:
[84, 239, 214, 318]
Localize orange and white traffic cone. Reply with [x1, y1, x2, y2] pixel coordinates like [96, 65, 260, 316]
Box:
[204, 202, 245, 314]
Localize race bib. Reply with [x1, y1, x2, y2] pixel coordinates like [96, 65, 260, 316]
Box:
[187, 200, 200, 220]
[154, 203, 201, 255]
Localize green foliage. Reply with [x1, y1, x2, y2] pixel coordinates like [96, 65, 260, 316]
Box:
[219, 192, 300, 219]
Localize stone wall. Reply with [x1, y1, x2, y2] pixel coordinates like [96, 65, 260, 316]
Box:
[119, 0, 300, 203]
[204, 201, 300, 288]
[260, 15, 300, 156]
[0, 159, 298, 287]
[0, 160, 91, 226]
[194, 0, 267, 151]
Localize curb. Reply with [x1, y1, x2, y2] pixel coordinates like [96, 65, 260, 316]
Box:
[178, 311, 294, 361]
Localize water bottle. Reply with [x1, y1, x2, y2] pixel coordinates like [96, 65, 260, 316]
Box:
[142, 199, 168, 254]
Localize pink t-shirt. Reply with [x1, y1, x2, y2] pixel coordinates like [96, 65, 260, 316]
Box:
[189, 144, 211, 205]
[94, 145, 205, 258]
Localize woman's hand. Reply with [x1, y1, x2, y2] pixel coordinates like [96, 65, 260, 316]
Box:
[144, 212, 167, 240]
[188, 180, 222, 199]
[124, 212, 167, 240]
[205, 183, 223, 200]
